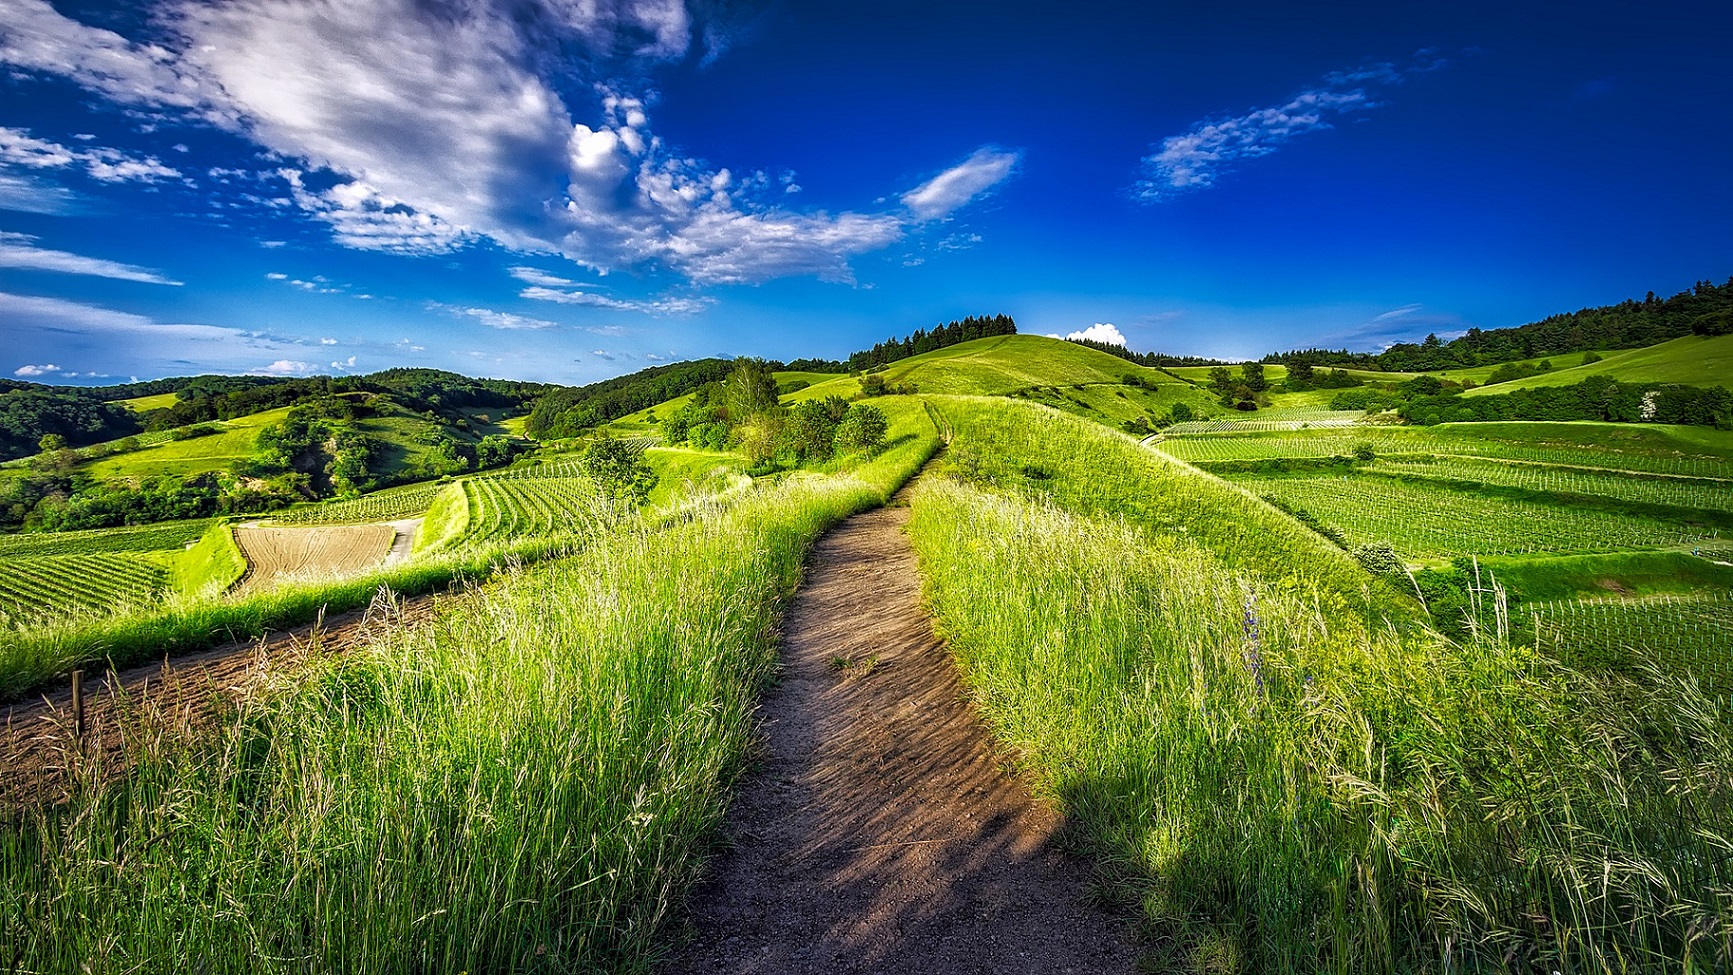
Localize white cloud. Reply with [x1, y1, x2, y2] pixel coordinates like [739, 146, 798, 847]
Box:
[902, 148, 1020, 220]
[0, 231, 181, 284]
[437, 304, 560, 330]
[265, 271, 288, 280]
[519, 285, 712, 316]
[14, 363, 59, 377]
[0, 1, 1007, 286]
[0, 126, 180, 184]
[1061, 323, 1128, 346]
[1372, 303, 1424, 322]
[509, 265, 582, 287]
[256, 359, 313, 375]
[0, 289, 330, 378]
[319, 336, 337, 344]
[1138, 58, 1440, 200]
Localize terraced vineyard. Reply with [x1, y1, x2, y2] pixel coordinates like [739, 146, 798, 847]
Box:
[1162, 422, 1733, 476]
[0, 553, 167, 624]
[1370, 457, 1733, 512]
[461, 476, 611, 543]
[273, 483, 443, 524]
[1164, 410, 1367, 435]
[1238, 474, 1709, 559]
[1530, 593, 1733, 690]
[0, 519, 213, 556]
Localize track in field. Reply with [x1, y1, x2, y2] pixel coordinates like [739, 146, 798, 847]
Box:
[663, 504, 1134, 974]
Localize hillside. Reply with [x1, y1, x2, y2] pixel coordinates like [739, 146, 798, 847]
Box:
[794, 334, 1177, 398]
[1462, 333, 1733, 396]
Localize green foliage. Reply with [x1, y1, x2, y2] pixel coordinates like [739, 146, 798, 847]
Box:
[527, 358, 734, 438]
[834, 403, 889, 455]
[0, 387, 140, 460]
[582, 438, 658, 504]
[721, 358, 781, 421]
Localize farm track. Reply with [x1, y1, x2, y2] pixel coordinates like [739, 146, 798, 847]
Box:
[0, 592, 436, 812]
[664, 504, 1134, 975]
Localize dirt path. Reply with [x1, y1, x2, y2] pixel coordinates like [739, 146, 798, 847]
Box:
[663, 505, 1135, 975]
[384, 518, 422, 564]
[0, 591, 434, 811]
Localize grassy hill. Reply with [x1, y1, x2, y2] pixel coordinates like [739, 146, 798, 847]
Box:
[1462, 333, 1733, 396]
[610, 336, 1222, 437]
[113, 392, 180, 412]
[85, 408, 293, 479]
[792, 335, 1175, 399]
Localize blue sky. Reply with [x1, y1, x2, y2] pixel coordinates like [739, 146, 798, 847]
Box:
[0, 0, 1728, 385]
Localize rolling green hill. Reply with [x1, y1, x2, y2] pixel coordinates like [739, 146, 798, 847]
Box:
[792, 334, 1177, 399]
[1462, 334, 1733, 396]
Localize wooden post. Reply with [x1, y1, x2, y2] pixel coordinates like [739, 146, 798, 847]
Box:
[70, 668, 85, 743]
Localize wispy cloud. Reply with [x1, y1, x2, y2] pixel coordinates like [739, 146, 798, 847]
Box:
[0, 231, 182, 284]
[0, 289, 318, 378]
[519, 285, 713, 316]
[433, 303, 560, 331]
[0, 0, 1009, 286]
[1137, 55, 1447, 201]
[902, 148, 1020, 220]
[508, 266, 583, 288]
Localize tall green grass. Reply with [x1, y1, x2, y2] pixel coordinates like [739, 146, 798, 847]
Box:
[0, 404, 937, 972]
[908, 399, 1733, 971]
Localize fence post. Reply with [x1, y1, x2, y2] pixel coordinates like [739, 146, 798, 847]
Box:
[71, 668, 86, 743]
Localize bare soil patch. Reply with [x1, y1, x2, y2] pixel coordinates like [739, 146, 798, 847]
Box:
[663, 505, 1135, 975]
[0, 592, 433, 812]
[233, 523, 396, 595]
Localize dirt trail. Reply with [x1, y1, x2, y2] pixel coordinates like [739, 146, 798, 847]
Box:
[664, 505, 1135, 975]
[0, 592, 433, 811]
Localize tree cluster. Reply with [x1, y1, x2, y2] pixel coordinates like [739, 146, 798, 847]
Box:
[846, 315, 1016, 372]
[1398, 377, 1733, 428]
[659, 359, 889, 469]
[0, 389, 140, 459]
[526, 358, 736, 439]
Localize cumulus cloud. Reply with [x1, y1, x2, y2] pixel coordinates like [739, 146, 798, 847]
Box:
[0, 231, 182, 284]
[1138, 57, 1445, 201]
[256, 359, 314, 375]
[14, 363, 60, 376]
[0, 0, 1007, 285]
[1059, 323, 1128, 346]
[902, 148, 1020, 220]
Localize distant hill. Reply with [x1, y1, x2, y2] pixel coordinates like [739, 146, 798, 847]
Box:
[1462, 334, 1733, 396]
[793, 334, 1180, 399]
[0, 369, 550, 463]
[1266, 276, 1733, 371]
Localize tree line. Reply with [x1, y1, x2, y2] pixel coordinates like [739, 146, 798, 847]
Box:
[846, 314, 1017, 372]
[1263, 276, 1733, 372]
